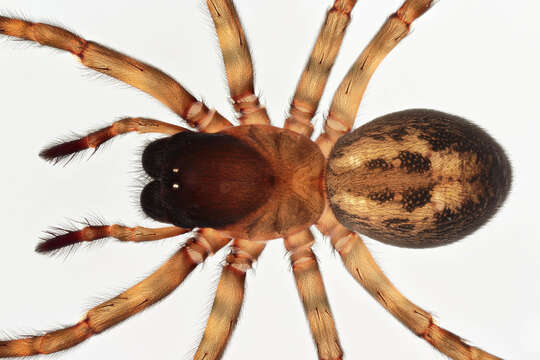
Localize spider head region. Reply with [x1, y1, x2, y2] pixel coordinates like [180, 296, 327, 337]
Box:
[141, 131, 275, 229]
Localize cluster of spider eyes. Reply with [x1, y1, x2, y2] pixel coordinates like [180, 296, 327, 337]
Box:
[172, 168, 180, 190]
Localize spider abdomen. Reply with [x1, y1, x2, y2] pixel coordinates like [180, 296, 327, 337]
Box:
[141, 125, 325, 241]
[326, 109, 512, 248]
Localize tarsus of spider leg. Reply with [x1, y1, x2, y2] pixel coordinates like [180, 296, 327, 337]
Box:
[39, 117, 188, 164]
[284, 0, 357, 137]
[36, 222, 191, 254]
[316, 207, 501, 360]
[194, 239, 266, 360]
[0, 228, 231, 357]
[0, 16, 233, 133]
[206, 0, 271, 125]
[317, 0, 433, 156]
[284, 229, 343, 360]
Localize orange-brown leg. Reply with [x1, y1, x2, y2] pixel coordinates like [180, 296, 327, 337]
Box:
[207, 0, 271, 125]
[316, 0, 432, 156]
[284, 0, 358, 137]
[194, 239, 266, 360]
[0, 228, 230, 358]
[40, 117, 189, 163]
[0, 17, 232, 133]
[37, 222, 191, 253]
[316, 207, 500, 360]
[284, 229, 343, 360]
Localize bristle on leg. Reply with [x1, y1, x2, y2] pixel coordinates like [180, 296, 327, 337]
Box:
[39, 136, 96, 163]
[0, 229, 230, 357]
[36, 222, 191, 254]
[39, 125, 117, 164]
[37, 225, 110, 253]
[39, 117, 189, 164]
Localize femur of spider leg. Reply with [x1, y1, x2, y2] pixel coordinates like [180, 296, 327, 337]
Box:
[36, 223, 190, 253]
[39, 117, 189, 163]
[315, 208, 501, 360]
[0, 228, 231, 358]
[284, 229, 343, 360]
[0, 16, 233, 133]
[319, 0, 433, 149]
[194, 239, 266, 360]
[206, 0, 271, 125]
[284, 0, 358, 137]
[336, 233, 501, 360]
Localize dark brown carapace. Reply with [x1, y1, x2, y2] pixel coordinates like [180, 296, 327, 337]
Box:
[327, 109, 512, 247]
[141, 125, 325, 241]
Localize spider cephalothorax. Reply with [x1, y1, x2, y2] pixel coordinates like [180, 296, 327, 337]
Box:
[141, 125, 325, 240]
[141, 111, 511, 249]
[0, 1, 510, 359]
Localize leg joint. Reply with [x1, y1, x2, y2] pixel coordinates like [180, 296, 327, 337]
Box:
[331, 0, 356, 15]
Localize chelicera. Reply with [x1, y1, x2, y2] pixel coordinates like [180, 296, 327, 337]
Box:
[0, 0, 511, 359]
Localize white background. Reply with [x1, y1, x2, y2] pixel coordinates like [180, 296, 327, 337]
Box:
[0, 1, 539, 359]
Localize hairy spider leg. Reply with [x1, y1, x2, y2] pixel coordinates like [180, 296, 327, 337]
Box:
[284, 229, 343, 360]
[40, 117, 189, 163]
[0, 229, 230, 357]
[310, 1, 502, 357]
[316, 207, 500, 359]
[0, 17, 232, 133]
[284, 0, 358, 137]
[207, 0, 271, 125]
[316, 0, 433, 156]
[37, 223, 190, 253]
[194, 239, 266, 360]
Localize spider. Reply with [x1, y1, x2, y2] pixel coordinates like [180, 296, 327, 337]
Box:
[0, 0, 532, 358]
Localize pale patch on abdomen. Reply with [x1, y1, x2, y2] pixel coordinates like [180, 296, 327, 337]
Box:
[326, 109, 511, 248]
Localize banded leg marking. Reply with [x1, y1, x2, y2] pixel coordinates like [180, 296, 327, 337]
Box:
[0, 229, 230, 357]
[317, 0, 433, 156]
[316, 208, 500, 360]
[37, 222, 191, 253]
[40, 117, 189, 163]
[207, 0, 271, 125]
[284, 229, 343, 360]
[284, 0, 358, 137]
[194, 239, 266, 360]
[0, 16, 232, 132]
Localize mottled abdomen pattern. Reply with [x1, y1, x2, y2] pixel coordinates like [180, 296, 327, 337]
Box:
[326, 109, 511, 247]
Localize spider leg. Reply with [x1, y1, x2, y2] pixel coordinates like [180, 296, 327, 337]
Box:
[37, 222, 191, 253]
[40, 117, 189, 163]
[0, 17, 232, 133]
[316, 0, 432, 156]
[284, 229, 343, 360]
[194, 238, 266, 360]
[207, 0, 271, 125]
[284, 0, 358, 137]
[0, 228, 230, 357]
[316, 208, 500, 360]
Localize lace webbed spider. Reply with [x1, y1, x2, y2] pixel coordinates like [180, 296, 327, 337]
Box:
[0, 1, 537, 360]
